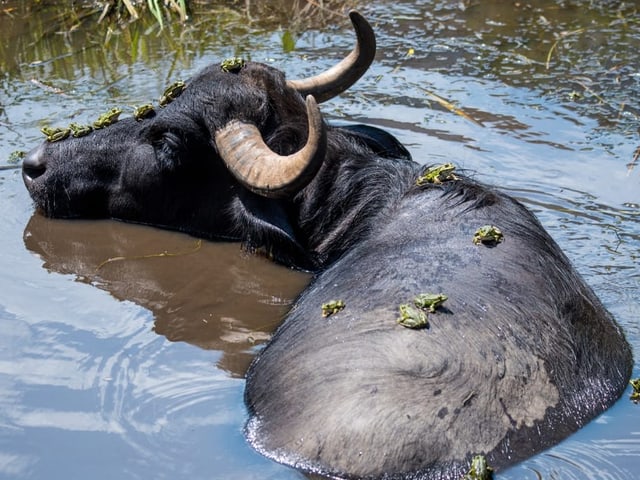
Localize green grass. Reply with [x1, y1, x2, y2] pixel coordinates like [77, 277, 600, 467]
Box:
[100, 0, 189, 27]
[0, 0, 359, 78]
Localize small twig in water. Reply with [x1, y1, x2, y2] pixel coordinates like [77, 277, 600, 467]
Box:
[545, 28, 585, 70]
[30, 78, 67, 95]
[421, 88, 484, 127]
[572, 78, 607, 105]
[96, 239, 202, 271]
[627, 146, 640, 176]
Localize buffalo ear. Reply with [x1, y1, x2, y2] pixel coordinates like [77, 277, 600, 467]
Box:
[233, 192, 316, 270]
[340, 124, 412, 161]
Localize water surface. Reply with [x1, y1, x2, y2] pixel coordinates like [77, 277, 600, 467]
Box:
[0, 1, 638, 479]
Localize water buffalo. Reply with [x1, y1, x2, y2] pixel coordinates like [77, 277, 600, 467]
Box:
[22, 11, 632, 480]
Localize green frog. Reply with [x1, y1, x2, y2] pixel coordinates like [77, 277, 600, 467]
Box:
[221, 57, 246, 73]
[133, 104, 155, 121]
[414, 293, 448, 313]
[8, 150, 26, 163]
[69, 123, 93, 138]
[93, 108, 122, 129]
[473, 225, 504, 246]
[41, 126, 71, 142]
[321, 300, 346, 318]
[463, 455, 493, 480]
[397, 304, 429, 329]
[630, 378, 640, 403]
[159, 81, 186, 107]
[416, 163, 459, 186]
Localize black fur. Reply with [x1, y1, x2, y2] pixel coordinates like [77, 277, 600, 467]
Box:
[246, 174, 632, 479]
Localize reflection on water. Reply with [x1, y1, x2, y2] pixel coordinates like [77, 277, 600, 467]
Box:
[23, 215, 311, 377]
[502, 411, 640, 479]
[0, 0, 639, 479]
[0, 306, 293, 479]
[1, 214, 308, 479]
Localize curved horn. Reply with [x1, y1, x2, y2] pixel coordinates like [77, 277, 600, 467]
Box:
[214, 95, 326, 199]
[287, 11, 376, 103]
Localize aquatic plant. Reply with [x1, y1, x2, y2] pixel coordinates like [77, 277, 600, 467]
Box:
[99, 0, 189, 27]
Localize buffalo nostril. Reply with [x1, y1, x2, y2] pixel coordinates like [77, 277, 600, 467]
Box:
[22, 145, 48, 186]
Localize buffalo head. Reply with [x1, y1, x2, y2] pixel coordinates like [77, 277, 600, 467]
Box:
[22, 12, 376, 269]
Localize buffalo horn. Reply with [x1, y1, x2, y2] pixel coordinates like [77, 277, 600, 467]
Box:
[287, 11, 376, 103]
[215, 95, 326, 199]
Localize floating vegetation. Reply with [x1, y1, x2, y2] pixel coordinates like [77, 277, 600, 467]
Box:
[473, 226, 504, 246]
[545, 28, 586, 70]
[7, 150, 26, 164]
[421, 89, 484, 127]
[96, 239, 202, 271]
[629, 147, 640, 175]
[321, 300, 345, 318]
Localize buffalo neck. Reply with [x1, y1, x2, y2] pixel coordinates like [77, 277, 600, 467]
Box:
[295, 129, 420, 268]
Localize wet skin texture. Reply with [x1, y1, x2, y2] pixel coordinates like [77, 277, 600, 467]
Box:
[246, 178, 632, 479]
[22, 60, 632, 479]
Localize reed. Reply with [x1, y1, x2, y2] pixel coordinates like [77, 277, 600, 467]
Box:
[98, 1, 355, 29]
[99, 0, 189, 27]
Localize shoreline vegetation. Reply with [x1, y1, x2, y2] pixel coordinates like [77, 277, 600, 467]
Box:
[0, 0, 358, 78]
[1, 1, 358, 30]
[98, 0, 356, 27]
[1, 1, 637, 169]
[99, 0, 190, 26]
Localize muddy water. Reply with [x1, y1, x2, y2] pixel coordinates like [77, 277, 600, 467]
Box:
[1, 1, 639, 479]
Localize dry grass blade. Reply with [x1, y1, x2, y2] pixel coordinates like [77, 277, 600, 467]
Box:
[421, 88, 484, 127]
[96, 239, 202, 271]
[30, 78, 67, 95]
[628, 146, 640, 175]
[121, 0, 139, 19]
[546, 28, 585, 70]
[244, 0, 357, 27]
[166, 0, 188, 22]
[572, 78, 607, 104]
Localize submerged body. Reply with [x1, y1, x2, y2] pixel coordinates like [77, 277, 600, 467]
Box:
[246, 176, 632, 478]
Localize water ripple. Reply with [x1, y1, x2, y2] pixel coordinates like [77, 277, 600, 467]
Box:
[503, 432, 640, 480]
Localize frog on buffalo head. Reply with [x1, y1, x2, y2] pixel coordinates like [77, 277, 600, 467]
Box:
[22, 12, 388, 270]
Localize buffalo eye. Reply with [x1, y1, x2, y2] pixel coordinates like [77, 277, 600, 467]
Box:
[152, 130, 186, 170]
[160, 131, 182, 150]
